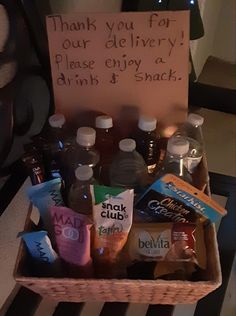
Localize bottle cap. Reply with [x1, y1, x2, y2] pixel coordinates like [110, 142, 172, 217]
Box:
[187, 113, 204, 127]
[167, 136, 189, 156]
[48, 114, 65, 128]
[95, 115, 113, 129]
[76, 127, 96, 147]
[119, 138, 136, 152]
[138, 115, 157, 132]
[75, 165, 93, 181]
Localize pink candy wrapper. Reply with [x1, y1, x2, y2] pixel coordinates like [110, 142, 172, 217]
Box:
[50, 206, 92, 273]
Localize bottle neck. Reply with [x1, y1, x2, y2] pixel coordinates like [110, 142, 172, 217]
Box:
[166, 151, 187, 160]
[163, 152, 187, 177]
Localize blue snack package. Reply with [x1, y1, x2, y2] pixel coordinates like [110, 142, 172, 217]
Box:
[21, 231, 58, 263]
[27, 178, 64, 231]
[136, 174, 227, 223]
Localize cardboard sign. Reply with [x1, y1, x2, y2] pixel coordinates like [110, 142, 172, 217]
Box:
[46, 11, 189, 123]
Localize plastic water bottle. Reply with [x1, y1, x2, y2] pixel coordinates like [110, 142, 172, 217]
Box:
[156, 136, 192, 184]
[109, 138, 148, 192]
[68, 166, 95, 215]
[65, 127, 100, 185]
[43, 113, 69, 180]
[174, 113, 204, 174]
[132, 115, 160, 175]
[95, 115, 117, 185]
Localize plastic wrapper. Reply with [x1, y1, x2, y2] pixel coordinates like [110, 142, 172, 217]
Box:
[21, 230, 58, 263]
[128, 222, 198, 263]
[50, 206, 93, 277]
[136, 174, 226, 223]
[21, 230, 62, 277]
[92, 185, 134, 277]
[27, 178, 64, 236]
[135, 190, 197, 223]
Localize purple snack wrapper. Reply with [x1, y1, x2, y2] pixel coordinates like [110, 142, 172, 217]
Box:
[49, 206, 92, 268]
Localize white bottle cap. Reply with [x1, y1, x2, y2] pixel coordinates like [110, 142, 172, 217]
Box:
[75, 165, 93, 181]
[76, 127, 96, 147]
[119, 138, 136, 152]
[48, 114, 65, 128]
[167, 136, 189, 156]
[138, 115, 157, 132]
[95, 115, 113, 129]
[187, 113, 204, 127]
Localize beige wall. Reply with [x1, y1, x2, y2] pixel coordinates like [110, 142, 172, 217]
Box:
[190, 0, 222, 78]
[212, 0, 236, 64]
[191, 0, 236, 78]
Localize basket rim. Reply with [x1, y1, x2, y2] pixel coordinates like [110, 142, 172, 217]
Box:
[14, 274, 221, 286]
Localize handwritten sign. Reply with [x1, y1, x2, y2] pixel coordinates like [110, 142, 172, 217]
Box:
[46, 11, 189, 123]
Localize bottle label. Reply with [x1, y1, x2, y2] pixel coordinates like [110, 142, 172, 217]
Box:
[185, 156, 202, 174]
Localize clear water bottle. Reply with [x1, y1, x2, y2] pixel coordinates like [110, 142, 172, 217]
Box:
[109, 138, 148, 192]
[43, 113, 69, 180]
[132, 115, 160, 175]
[95, 115, 117, 185]
[65, 127, 100, 185]
[174, 113, 204, 174]
[156, 136, 192, 184]
[68, 165, 95, 215]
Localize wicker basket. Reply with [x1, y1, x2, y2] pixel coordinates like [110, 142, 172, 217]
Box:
[14, 202, 222, 304]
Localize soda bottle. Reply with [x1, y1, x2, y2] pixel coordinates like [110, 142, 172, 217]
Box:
[109, 138, 148, 192]
[156, 136, 192, 184]
[68, 165, 95, 215]
[22, 143, 45, 185]
[132, 115, 160, 175]
[174, 113, 204, 174]
[95, 115, 117, 185]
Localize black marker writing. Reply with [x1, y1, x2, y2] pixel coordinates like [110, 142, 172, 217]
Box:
[49, 14, 97, 32]
[106, 20, 134, 38]
[148, 13, 176, 29]
[110, 73, 119, 84]
[135, 69, 177, 82]
[62, 38, 91, 50]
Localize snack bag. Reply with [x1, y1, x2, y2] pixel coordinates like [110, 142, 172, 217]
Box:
[128, 222, 198, 263]
[21, 230, 62, 276]
[21, 230, 58, 263]
[92, 185, 134, 277]
[27, 178, 64, 235]
[50, 206, 93, 277]
[135, 190, 197, 223]
[136, 174, 226, 223]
